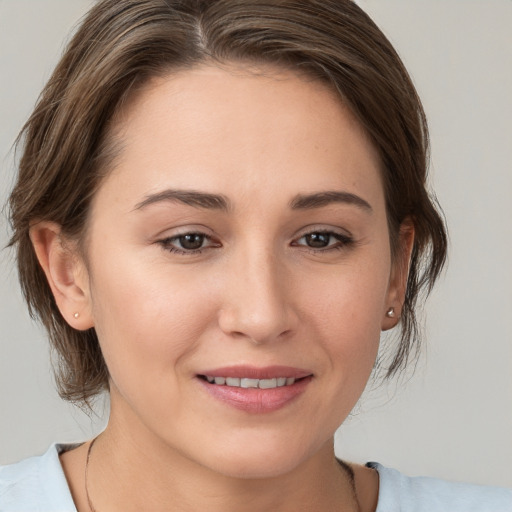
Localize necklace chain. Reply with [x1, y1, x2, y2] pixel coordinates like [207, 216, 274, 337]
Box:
[85, 437, 98, 512]
[337, 459, 362, 512]
[84, 438, 360, 512]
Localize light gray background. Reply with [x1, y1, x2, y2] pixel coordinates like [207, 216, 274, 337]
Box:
[1, 0, 511, 487]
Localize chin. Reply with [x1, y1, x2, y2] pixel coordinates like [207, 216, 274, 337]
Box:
[193, 432, 324, 480]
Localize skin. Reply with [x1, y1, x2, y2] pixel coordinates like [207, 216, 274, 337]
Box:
[31, 64, 412, 511]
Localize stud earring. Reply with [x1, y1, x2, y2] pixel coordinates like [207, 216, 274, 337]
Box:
[73, 312, 80, 319]
[386, 307, 395, 318]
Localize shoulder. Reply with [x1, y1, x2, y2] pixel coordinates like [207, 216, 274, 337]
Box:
[368, 462, 512, 512]
[0, 444, 78, 511]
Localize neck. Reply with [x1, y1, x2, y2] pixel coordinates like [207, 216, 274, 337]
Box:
[85, 419, 359, 512]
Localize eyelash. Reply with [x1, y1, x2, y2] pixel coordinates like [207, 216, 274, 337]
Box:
[158, 233, 216, 255]
[157, 230, 354, 256]
[292, 230, 354, 253]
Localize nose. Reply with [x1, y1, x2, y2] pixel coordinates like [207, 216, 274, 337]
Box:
[217, 247, 298, 344]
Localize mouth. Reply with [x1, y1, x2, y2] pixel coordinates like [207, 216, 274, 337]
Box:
[196, 366, 313, 413]
[199, 375, 301, 388]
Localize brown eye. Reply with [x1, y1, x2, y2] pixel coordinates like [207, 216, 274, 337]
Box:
[158, 232, 216, 254]
[293, 231, 354, 251]
[304, 233, 331, 248]
[177, 234, 206, 250]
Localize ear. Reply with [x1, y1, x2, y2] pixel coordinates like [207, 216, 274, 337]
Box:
[381, 219, 415, 331]
[29, 221, 94, 330]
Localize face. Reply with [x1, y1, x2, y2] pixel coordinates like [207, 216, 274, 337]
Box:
[76, 65, 403, 478]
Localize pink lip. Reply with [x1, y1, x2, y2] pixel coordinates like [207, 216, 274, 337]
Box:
[196, 365, 313, 414]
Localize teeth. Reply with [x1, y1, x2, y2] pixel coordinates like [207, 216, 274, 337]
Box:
[259, 378, 277, 389]
[241, 378, 259, 388]
[205, 376, 297, 388]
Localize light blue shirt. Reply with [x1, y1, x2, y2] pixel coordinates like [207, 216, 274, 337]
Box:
[1, 445, 511, 511]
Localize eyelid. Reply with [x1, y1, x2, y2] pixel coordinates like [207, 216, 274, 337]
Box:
[293, 224, 353, 240]
[156, 228, 221, 255]
[291, 226, 355, 251]
[152, 223, 215, 240]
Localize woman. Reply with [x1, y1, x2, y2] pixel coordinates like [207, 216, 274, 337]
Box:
[1, 0, 510, 510]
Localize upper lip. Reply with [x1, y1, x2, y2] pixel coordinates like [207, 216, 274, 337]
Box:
[197, 365, 313, 380]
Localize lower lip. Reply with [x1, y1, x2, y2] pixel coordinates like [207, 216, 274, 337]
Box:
[198, 376, 312, 413]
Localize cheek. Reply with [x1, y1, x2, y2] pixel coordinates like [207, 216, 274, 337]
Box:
[88, 250, 219, 386]
[302, 259, 390, 380]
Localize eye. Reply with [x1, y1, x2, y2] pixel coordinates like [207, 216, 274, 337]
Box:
[158, 232, 219, 254]
[176, 233, 207, 250]
[293, 230, 353, 251]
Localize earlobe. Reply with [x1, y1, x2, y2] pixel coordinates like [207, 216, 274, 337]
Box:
[381, 219, 415, 331]
[29, 222, 94, 330]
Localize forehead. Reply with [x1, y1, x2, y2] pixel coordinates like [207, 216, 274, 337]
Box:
[95, 63, 384, 213]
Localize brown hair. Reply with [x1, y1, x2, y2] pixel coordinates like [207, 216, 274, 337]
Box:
[8, 0, 447, 404]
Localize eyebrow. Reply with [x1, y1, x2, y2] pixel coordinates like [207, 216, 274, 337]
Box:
[133, 188, 372, 214]
[134, 189, 230, 212]
[290, 191, 373, 212]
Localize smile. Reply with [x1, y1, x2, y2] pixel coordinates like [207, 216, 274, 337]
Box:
[202, 376, 297, 388]
[197, 366, 313, 413]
